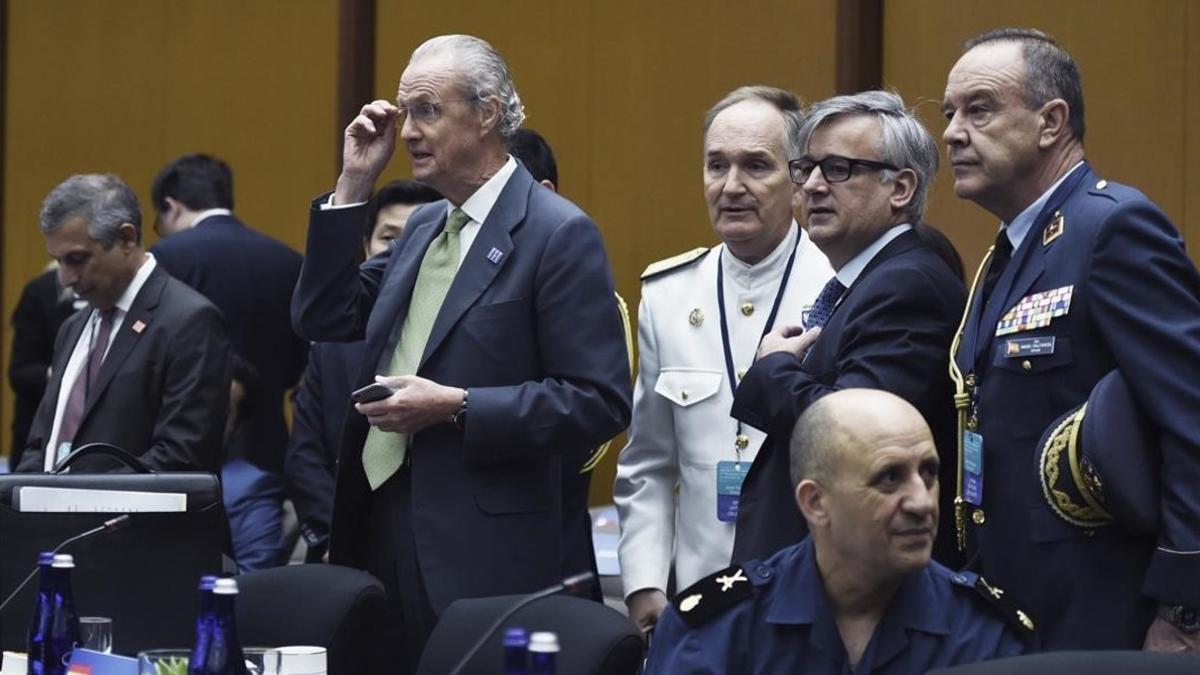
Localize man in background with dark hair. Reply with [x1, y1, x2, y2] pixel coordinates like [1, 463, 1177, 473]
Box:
[285, 179, 440, 562]
[364, 180, 443, 258]
[507, 128, 558, 190]
[944, 28, 1200, 650]
[150, 153, 307, 475]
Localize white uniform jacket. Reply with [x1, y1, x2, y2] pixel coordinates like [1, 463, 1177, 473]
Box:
[614, 224, 834, 596]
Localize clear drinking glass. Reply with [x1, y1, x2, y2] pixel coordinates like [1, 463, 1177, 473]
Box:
[79, 616, 113, 653]
[137, 649, 191, 675]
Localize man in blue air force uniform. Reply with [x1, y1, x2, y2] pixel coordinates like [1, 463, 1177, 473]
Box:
[646, 389, 1029, 674]
[943, 28, 1200, 650]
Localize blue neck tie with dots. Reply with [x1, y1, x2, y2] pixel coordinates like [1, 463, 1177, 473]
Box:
[805, 277, 846, 330]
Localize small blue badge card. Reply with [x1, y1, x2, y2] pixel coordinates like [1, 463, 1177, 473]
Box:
[962, 430, 984, 505]
[716, 461, 747, 522]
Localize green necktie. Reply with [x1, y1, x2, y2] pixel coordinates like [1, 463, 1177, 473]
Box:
[362, 208, 469, 490]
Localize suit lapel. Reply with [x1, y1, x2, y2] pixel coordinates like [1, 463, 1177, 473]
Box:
[418, 169, 531, 369]
[80, 267, 166, 421]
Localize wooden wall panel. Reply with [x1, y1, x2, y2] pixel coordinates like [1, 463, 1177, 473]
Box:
[1, 1, 337, 459]
[883, 0, 1190, 277]
[374, 0, 837, 505]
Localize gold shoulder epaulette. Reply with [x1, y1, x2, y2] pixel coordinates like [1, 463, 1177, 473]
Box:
[641, 247, 710, 281]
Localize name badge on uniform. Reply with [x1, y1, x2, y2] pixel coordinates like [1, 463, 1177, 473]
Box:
[1004, 336, 1055, 358]
[995, 285, 1074, 336]
[962, 431, 984, 506]
[716, 461, 747, 522]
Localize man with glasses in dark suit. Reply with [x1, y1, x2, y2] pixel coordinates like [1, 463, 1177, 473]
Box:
[730, 91, 965, 569]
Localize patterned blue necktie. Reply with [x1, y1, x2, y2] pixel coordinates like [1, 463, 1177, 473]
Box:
[805, 277, 846, 329]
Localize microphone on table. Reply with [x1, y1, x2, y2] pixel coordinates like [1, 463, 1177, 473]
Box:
[448, 571, 596, 675]
[0, 514, 132, 614]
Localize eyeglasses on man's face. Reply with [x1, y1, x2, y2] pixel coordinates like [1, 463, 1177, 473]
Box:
[788, 155, 900, 184]
[394, 98, 476, 125]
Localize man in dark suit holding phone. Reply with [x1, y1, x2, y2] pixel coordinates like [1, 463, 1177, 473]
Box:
[291, 34, 631, 670]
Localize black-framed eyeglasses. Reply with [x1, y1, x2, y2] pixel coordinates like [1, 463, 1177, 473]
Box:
[788, 155, 900, 184]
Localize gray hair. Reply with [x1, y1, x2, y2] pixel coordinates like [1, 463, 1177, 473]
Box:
[39, 174, 142, 246]
[964, 28, 1085, 143]
[703, 85, 805, 160]
[411, 34, 526, 137]
[797, 90, 939, 223]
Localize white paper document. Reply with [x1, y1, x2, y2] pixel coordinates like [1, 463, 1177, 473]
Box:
[16, 486, 187, 512]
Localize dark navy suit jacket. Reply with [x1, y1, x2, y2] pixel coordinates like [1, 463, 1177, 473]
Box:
[291, 165, 632, 612]
[152, 214, 307, 473]
[283, 340, 363, 560]
[730, 230, 966, 566]
[954, 164, 1200, 649]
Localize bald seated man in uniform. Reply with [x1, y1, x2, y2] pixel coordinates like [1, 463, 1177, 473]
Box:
[645, 389, 1030, 674]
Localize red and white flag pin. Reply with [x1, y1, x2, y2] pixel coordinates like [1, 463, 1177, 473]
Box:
[132, 320, 147, 334]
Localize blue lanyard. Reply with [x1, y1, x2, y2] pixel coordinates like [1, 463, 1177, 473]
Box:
[716, 230, 800, 458]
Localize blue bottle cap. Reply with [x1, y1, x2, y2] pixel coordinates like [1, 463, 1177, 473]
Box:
[503, 628, 529, 647]
[37, 552, 55, 565]
[198, 575, 219, 590]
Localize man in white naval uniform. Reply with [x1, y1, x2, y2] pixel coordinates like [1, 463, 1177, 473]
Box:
[615, 86, 834, 633]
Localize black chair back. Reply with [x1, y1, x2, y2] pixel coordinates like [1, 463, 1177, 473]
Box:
[236, 564, 387, 675]
[417, 594, 642, 675]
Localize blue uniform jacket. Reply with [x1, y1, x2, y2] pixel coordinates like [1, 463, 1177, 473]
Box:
[954, 163, 1200, 648]
[646, 538, 1025, 674]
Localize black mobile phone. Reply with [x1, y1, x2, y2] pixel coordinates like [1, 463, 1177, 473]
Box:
[351, 382, 394, 403]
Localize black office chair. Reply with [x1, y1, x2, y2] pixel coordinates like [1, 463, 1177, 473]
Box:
[417, 594, 643, 675]
[235, 564, 388, 675]
[928, 650, 1200, 674]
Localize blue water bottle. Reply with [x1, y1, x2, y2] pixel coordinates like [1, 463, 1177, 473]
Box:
[503, 627, 529, 675]
[28, 554, 81, 675]
[528, 631, 559, 675]
[187, 575, 219, 675]
[198, 578, 247, 674]
[25, 552, 55, 675]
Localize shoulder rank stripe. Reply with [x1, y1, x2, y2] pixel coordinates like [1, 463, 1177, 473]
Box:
[672, 564, 754, 628]
[641, 247, 710, 281]
[970, 576, 1037, 638]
